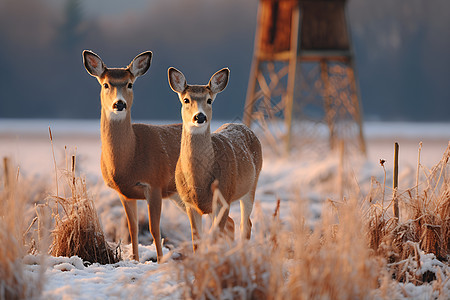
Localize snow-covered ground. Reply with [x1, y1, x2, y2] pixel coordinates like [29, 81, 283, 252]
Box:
[1, 119, 449, 299]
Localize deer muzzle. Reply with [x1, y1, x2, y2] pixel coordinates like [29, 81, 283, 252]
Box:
[113, 100, 127, 111]
[193, 112, 207, 125]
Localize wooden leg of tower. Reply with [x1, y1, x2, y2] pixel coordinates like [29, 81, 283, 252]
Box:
[284, 4, 300, 154]
[244, 58, 260, 127]
[346, 61, 366, 155]
[321, 59, 335, 150]
[284, 59, 297, 154]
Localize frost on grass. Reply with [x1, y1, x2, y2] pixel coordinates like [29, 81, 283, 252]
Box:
[0, 157, 43, 300]
[2, 122, 450, 299]
[146, 143, 450, 300]
[147, 198, 385, 300]
[49, 169, 119, 265]
[367, 142, 450, 287]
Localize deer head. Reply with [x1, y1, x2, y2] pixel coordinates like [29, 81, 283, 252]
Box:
[83, 50, 152, 121]
[168, 67, 229, 133]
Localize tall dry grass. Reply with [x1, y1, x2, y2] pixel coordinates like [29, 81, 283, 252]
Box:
[367, 142, 450, 284]
[0, 143, 119, 299]
[150, 192, 392, 299]
[148, 142, 450, 299]
[1, 138, 118, 298]
[271, 198, 387, 300]
[0, 157, 42, 300]
[48, 155, 118, 265]
[147, 202, 277, 299]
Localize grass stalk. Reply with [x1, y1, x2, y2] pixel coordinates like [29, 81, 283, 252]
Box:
[48, 152, 118, 265]
[0, 157, 42, 299]
[416, 142, 423, 200]
[393, 142, 399, 221]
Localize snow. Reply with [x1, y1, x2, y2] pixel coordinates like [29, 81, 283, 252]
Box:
[1, 118, 449, 299]
[25, 249, 161, 299]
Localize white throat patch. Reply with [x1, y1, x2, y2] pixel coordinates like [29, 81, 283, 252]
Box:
[186, 122, 208, 134]
[107, 109, 127, 121]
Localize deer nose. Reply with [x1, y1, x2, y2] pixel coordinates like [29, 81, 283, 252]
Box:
[113, 100, 127, 111]
[194, 112, 207, 124]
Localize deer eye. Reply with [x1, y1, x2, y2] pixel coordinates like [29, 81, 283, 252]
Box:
[184, 98, 190, 104]
[207, 98, 212, 105]
[128, 83, 133, 89]
[103, 83, 109, 89]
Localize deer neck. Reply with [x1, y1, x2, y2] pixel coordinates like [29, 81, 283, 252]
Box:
[180, 125, 215, 186]
[100, 109, 136, 172]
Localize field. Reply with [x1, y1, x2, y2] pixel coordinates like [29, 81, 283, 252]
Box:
[1, 119, 450, 299]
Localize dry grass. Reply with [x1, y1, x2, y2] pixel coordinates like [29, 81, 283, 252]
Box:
[0, 157, 42, 300]
[269, 198, 387, 300]
[0, 150, 119, 299]
[1, 141, 119, 298]
[150, 193, 390, 299]
[367, 142, 450, 285]
[149, 192, 278, 299]
[48, 156, 119, 265]
[147, 142, 450, 299]
[2, 133, 450, 299]
[168, 237, 272, 299]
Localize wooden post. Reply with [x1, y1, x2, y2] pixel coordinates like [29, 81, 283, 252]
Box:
[71, 155, 76, 187]
[416, 142, 422, 200]
[3, 157, 9, 190]
[346, 59, 366, 155]
[321, 59, 335, 150]
[392, 142, 399, 220]
[284, 4, 300, 154]
[243, 0, 263, 127]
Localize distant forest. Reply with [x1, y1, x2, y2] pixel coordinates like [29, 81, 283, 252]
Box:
[0, 0, 449, 121]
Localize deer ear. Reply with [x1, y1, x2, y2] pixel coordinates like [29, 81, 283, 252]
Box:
[83, 50, 106, 77]
[129, 51, 152, 77]
[168, 67, 187, 93]
[208, 68, 229, 94]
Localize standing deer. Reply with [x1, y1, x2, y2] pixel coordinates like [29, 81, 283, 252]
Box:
[83, 50, 183, 262]
[168, 67, 263, 251]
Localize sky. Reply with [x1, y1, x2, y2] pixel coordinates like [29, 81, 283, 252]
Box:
[45, 0, 149, 17]
[0, 0, 449, 122]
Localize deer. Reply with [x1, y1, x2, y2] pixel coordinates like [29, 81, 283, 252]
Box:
[83, 50, 183, 263]
[168, 67, 263, 251]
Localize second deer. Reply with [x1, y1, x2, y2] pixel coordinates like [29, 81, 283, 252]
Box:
[168, 67, 263, 250]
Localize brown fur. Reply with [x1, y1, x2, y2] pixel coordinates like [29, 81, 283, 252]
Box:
[100, 115, 181, 200]
[176, 124, 262, 214]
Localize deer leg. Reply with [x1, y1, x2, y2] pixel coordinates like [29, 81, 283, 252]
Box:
[186, 206, 202, 252]
[240, 191, 254, 240]
[208, 214, 234, 240]
[146, 187, 163, 263]
[225, 216, 235, 241]
[120, 196, 139, 261]
[213, 204, 232, 240]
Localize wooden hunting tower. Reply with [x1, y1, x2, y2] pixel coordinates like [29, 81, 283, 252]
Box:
[244, 0, 365, 154]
